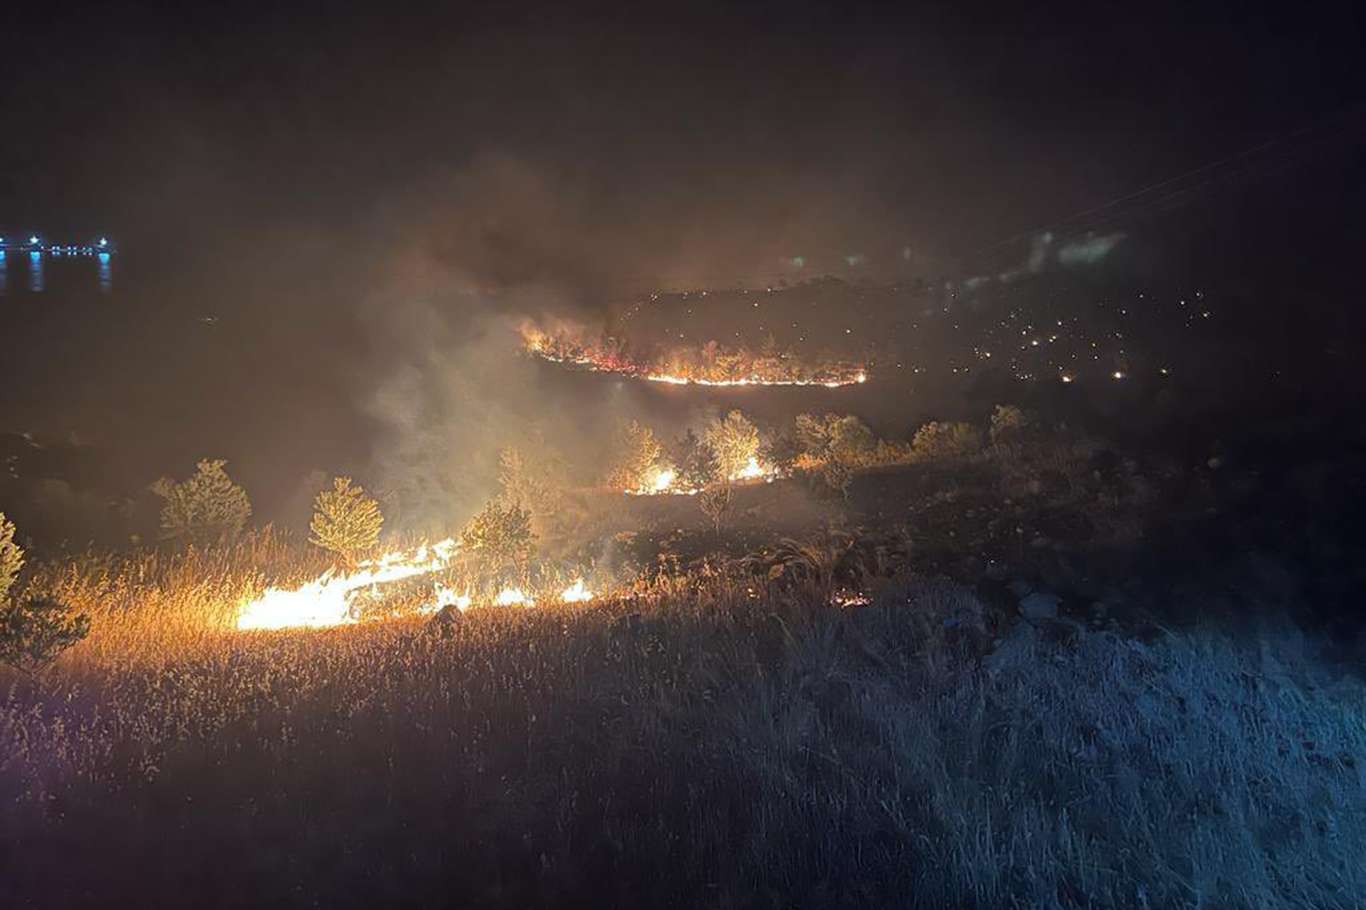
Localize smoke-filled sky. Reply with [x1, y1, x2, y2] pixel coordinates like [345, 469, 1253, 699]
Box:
[5, 2, 1360, 273]
[2, 1, 1363, 540]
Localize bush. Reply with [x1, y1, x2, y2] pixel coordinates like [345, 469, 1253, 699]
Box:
[705, 410, 761, 479]
[671, 430, 721, 488]
[460, 499, 535, 574]
[989, 404, 1035, 443]
[826, 415, 876, 464]
[794, 412, 832, 458]
[911, 420, 982, 460]
[792, 413, 894, 470]
[0, 595, 90, 673]
[0, 511, 22, 602]
[151, 459, 253, 545]
[697, 483, 733, 532]
[310, 476, 384, 567]
[604, 420, 664, 491]
[820, 460, 855, 499]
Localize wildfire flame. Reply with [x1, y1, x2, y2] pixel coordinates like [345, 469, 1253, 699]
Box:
[236, 538, 459, 630]
[734, 456, 765, 481]
[522, 325, 869, 388]
[494, 587, 534, 607]
[432, 582, 472, 613]
[560, 578, 594, 602]
[623, 455, 778, 496]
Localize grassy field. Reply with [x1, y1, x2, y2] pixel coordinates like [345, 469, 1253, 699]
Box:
[3, 540, 1363, 909]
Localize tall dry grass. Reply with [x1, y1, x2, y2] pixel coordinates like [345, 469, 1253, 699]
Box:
[2, 538, 1363, 908]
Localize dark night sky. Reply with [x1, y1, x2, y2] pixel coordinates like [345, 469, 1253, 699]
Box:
[1, 1, 1363, 540]
[4, 2, 1361, 264]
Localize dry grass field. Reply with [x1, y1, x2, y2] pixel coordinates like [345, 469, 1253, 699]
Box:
[3, 535, 1363, 908]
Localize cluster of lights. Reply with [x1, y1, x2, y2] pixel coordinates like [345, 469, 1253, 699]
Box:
[0, 235, 110, 254]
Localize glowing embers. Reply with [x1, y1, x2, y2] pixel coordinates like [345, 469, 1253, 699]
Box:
[236, 538, 459, 630]
[830, 589, 872, 608]
[521, 325, 869, 388]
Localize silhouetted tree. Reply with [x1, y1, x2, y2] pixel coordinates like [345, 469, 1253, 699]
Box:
[0, 595, 89, 674]
[151, 459, 252, 545]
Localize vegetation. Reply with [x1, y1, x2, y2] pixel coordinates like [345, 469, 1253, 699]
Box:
[989, 403, 1035, 443]
[3, 405, 1360, 907]
[460, 498, 535, 575]
[0, 594, 90, 673]
[309, 476, 384, 567]
[151, 459, 253, 545]
[0, 510, 22, 602]
[670, 429, 720, 489]
[704, 409, 761, 478]
[697, 483, 733, 532]
[911, 420, 983, 460]
[604, 420, 664, 490]
[1, 549, 1361, 908]
[526, 326, 867, 385]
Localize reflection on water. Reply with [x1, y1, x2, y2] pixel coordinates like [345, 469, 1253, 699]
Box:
[0, 250, 114, 293]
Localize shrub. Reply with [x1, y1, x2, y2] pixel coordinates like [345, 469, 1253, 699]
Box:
[151, 459, 252, 545]
[759, 428, 802, 474]
[672, 430, 721, 488]
[794, 412, 832, 458]
[820, 459, 855, 499]
[792, 413, 884, 469]
[989, 404, 1035, 443]
[0, 595, 90, 673]
[697, 484, 733, 532]
[310, 476, 384, 567]
[0, 511, 22, 602]
[705, 410, 761, 479]
[461, 499, 534, 574]
[604, 420, 664, 491]
[911, 421, 982, 460]
[826, 415, 876, 465]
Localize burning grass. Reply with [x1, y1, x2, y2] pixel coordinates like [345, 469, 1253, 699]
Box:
[2, 555, 1362, 909]
[521, 323, 869, 387]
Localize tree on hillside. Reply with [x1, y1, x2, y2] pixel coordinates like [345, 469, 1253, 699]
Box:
[604, 420, 664, 491]
[0, 512, 88, 673]
[826, 415, 876, 465]
[672, 430, 720, 489]
[0, 512, 22, 603]
[911, 421, 982, 460]
[989, 404, 1036, 444]
[794, 413, 833, 459]
[760, 428, 802, 473]
[705, 410, 761, 480]
[461, 499, 535, 575]
[0, 595, 90, 674]
[151, 459, 252, 545]
[310, 476, 384, 568]
[499, 444, 569, 512]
